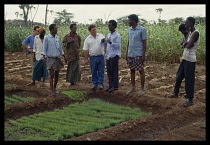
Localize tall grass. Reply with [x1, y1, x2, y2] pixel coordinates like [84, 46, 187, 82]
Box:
[4, 24, 205, 64]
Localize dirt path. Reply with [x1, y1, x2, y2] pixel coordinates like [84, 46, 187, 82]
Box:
[4, 52, 206, 141]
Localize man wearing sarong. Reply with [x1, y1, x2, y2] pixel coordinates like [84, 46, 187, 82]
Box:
[42, 24, 67, 96]
[167, 17, 200, 107]
[22, 25, 40, 86]
[126, 14, 147, 95]
[30, 27, 48, 86]
[62, 24, 81, 86]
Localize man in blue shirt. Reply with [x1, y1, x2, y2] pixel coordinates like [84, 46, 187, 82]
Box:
[42, 24, 67, 96]
[22, 25, 40, 86]
[104, 20, 121, 92]
[126, 14, 147, 95]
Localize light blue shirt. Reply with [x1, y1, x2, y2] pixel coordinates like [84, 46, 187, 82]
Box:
[105, 31, 121, 60]
[22, 34, 35, 54]
[41, 33, 64, 57]
[127, 24, 147, 57]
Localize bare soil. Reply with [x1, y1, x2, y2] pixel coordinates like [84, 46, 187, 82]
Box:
[4, 52, 206, 141]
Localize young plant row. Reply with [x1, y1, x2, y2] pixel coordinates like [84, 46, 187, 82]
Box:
[7, 99, 151, 141]
[4, 95, 35, 105]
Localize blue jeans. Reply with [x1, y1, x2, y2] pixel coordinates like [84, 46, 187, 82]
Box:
[90, 55, 105, 87]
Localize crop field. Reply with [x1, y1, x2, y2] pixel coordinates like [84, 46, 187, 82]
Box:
[4, 23, 206, 64]
[4, 50, 206, 140]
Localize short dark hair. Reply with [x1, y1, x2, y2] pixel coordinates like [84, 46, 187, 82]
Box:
[186, 17, 195, 25]
[108, 20, 117, 28]
[178, 24, 187, 31]
[33, 25, 40, 31]
[128, 14, 139, 23]
[70, 23, 77, 29]
[49, 24, 56, 32]
[88, 24, 96, 31]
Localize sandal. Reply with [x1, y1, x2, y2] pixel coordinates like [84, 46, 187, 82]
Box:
[126, 88, 136, 95]
[27, 82, 35, 86]
[167, 94, 178, 98]
[139, 90, 145, 95]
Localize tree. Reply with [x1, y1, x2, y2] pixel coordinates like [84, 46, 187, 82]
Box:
[155, 8, 163, 23]
[53, 9, 74, 26]
[19, 4, 34, 26]
[45, 4, 48, 27]
[48, 10, 54, 24]
[15, 12, 19, 20]
[168, 17, 184, 24]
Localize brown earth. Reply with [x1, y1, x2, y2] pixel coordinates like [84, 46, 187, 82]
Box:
[4, 52, 206, 141]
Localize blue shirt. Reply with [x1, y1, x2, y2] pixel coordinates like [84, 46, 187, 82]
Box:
[41, 34, 64, 57]
[127, 24, 147, 57]
[22, 34, 35, 54]
[105, 31, 121, 60]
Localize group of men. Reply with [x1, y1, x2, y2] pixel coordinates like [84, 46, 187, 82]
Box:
[22, 14, 199, 107]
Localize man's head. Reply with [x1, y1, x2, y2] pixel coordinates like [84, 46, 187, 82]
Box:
[185, 17, 195, 30]
[49, 24, 58, 34]
[70, 24, 77, 34]
[33, 26, 40, 35]
[88, 24, 97, 36]
[179, 24, 188, 35]
[108, 20, 117, 32]
[128, 14, 139, 27]
[38, 27, 46, 39]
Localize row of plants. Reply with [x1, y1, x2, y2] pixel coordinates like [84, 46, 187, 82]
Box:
[5, 99, 152, 141]
[4, 95, 35, 105]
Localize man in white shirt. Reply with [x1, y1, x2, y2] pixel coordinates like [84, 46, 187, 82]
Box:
[83, 24, 105, 90]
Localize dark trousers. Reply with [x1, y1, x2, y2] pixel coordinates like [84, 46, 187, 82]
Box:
[174, 59, 196, 99]
[106, 55, 119, 88]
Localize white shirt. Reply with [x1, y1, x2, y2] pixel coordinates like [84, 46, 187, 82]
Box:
[182, 30, 200, 62]
[105, 31, 121, 60]
[83, 33, 105, 56]
[33, 35, 44, 61]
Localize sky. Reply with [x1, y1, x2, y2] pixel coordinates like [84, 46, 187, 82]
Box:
[4, 4, 206, 24]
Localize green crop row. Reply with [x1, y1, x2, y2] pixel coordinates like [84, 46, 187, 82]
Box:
[4, 24, 205, 64]
[4, 95, 35, 105]
[6, 99, 151, 141]
[62, 90, 87, 100]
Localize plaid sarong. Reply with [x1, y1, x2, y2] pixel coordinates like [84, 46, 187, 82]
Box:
[46, 57, 64, 71]
[66, 60, 81, 83]
[32, 60, 48, 80]
[127, 56, 145, 71]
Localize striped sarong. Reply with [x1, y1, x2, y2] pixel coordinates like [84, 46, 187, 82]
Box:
[66, 60, 81, 83]
[46, 57, 64, 71]
[127, 56, 145, 71]
[32, 60, 48, 80]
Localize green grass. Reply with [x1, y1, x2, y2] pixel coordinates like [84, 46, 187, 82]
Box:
[4, 95, 35, 105]
[62, 90, 87, 100]
[4, 84, 16, 88]
[5, 99, 152, 141]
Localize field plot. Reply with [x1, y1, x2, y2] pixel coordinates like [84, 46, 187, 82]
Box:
[5, 99, 151, 141]
[4, 52, 206, 141]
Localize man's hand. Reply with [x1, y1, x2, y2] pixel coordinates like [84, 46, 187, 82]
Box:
[101, 38, 105, 43]
[140, 56, 145, 63]
[84, 58, 89, 65]
[29, 49, 33, 53]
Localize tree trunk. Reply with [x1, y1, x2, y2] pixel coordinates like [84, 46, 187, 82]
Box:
[45, 4, 48, 27]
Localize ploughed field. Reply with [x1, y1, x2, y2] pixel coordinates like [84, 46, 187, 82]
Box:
[4, 52, 206, 141]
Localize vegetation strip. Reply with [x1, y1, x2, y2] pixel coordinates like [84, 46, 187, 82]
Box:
[4, 95, 35, 105]
[5, 99, 151, 141]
